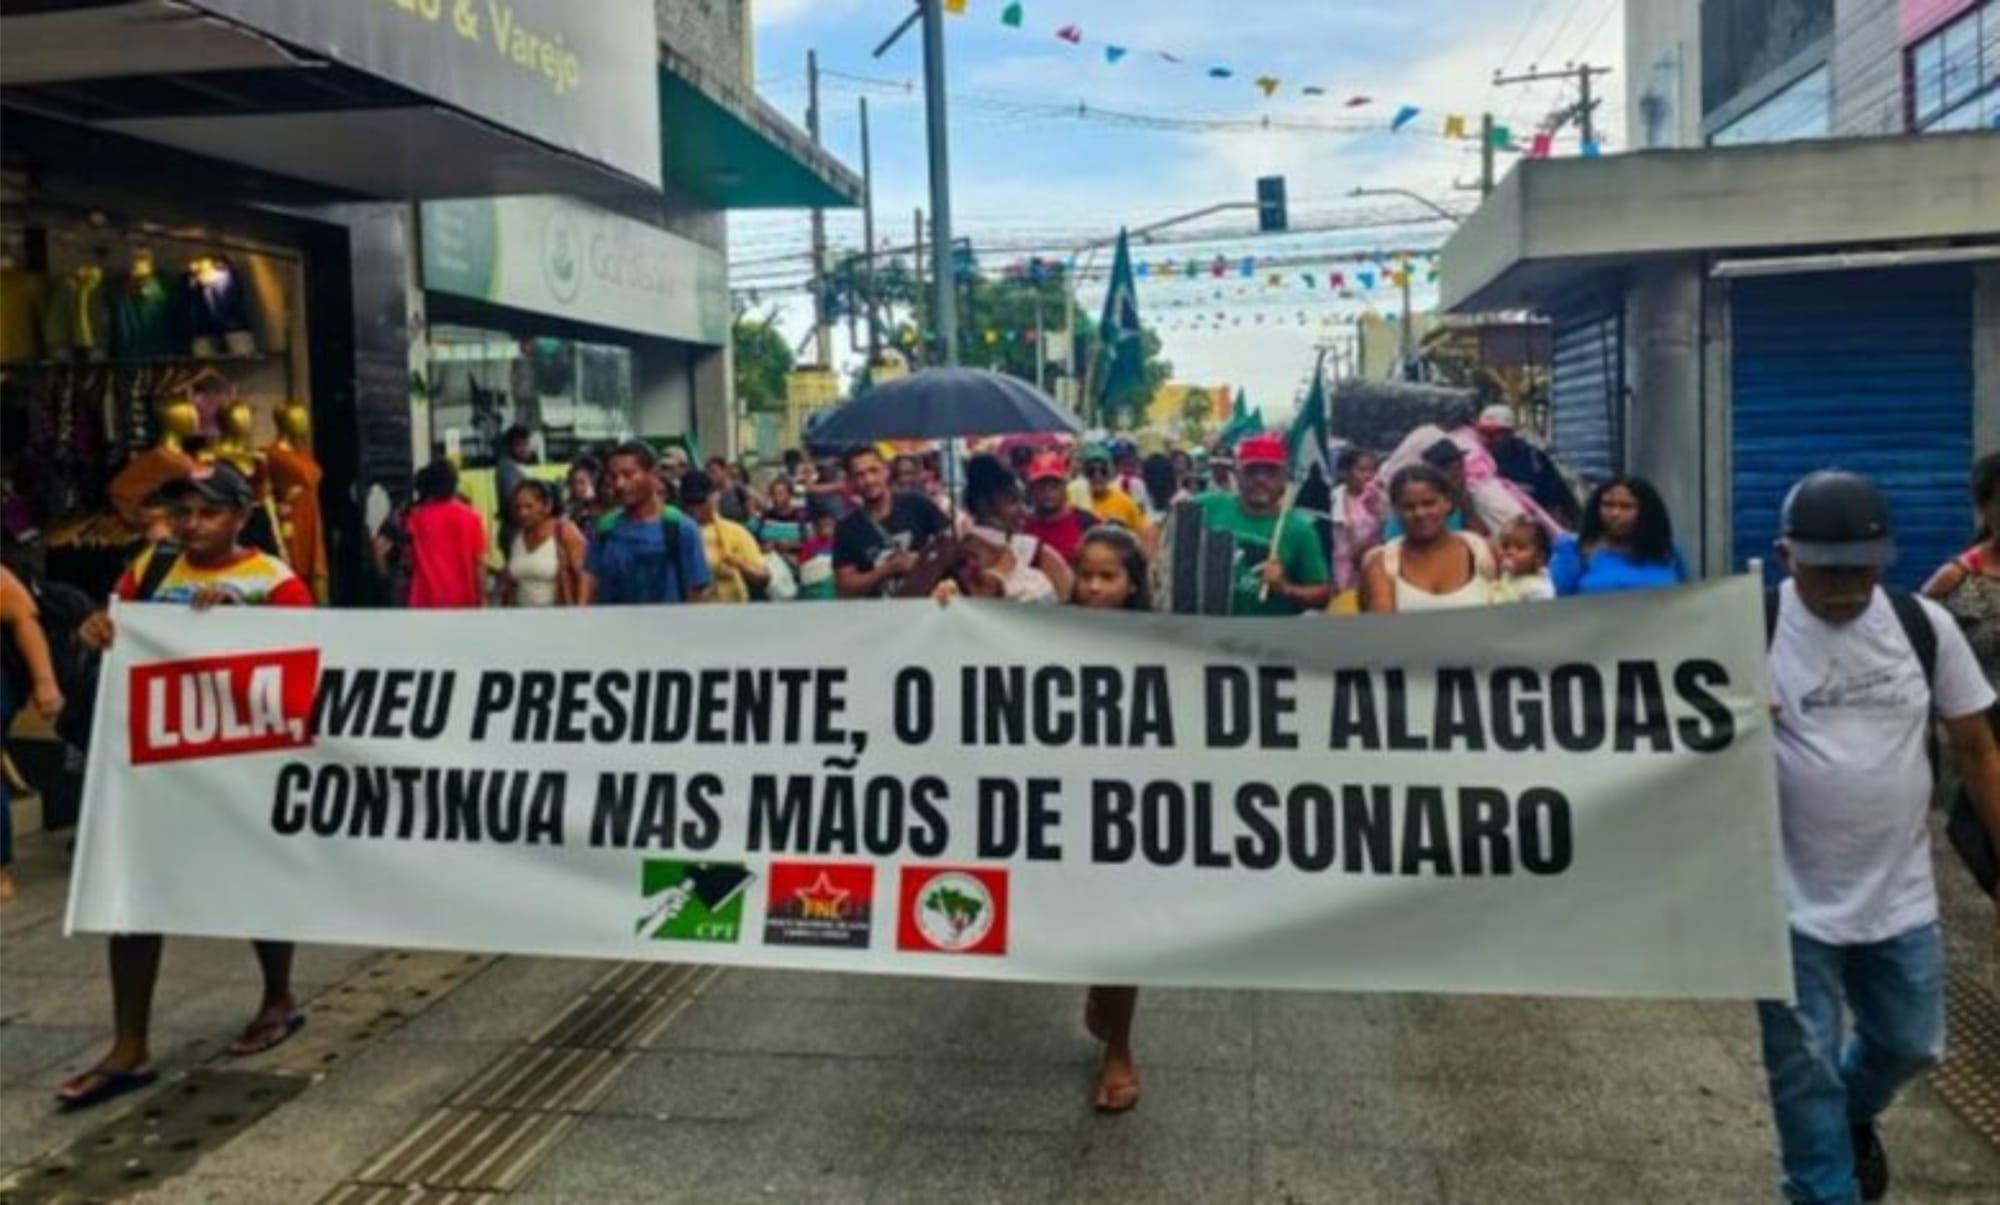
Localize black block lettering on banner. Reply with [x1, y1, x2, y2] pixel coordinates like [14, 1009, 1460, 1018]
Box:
[1614, 662, 1673, 753]
[1673, 660, 1736, 753]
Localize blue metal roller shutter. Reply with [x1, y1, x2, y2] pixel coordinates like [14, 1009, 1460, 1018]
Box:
[1731, 266, 1973, 588]
[1548, 307, 1622, 485]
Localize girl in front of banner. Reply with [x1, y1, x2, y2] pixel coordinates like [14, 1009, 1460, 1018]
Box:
[59, 461, 312, 1112]
[1073, 526, 1151, 1113]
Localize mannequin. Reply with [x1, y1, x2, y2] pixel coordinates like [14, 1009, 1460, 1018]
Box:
[209, 396, 285, 560]
[264, 399, 329, 602]
[211, 396, 263, 479]
[107, 396, 198, 532]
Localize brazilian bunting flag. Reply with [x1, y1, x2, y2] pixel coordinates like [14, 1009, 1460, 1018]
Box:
[1092, 229, 1144, 419]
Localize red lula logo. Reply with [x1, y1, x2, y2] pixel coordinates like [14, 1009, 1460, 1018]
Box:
[129, 649, 321, 766]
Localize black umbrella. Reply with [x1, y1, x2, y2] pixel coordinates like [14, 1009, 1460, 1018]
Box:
[808, 368, 1082, 445]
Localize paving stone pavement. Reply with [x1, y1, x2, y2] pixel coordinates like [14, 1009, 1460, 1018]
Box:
[3, 826, 1997, 1203]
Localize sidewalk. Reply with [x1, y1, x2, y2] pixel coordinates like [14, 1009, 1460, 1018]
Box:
[3, 825, 1996, 1203]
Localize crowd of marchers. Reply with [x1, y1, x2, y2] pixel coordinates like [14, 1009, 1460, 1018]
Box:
[3, 409, 1999, 1205]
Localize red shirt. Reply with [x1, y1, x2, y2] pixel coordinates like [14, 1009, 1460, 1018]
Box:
[404, 499, 488, 609]
[1023, 508, 1095, 565]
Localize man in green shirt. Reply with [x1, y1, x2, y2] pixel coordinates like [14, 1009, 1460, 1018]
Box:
[1197, 433, 1332, 616]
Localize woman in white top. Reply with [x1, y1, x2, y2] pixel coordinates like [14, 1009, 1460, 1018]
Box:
[1361, 464, 1496, 613]
[503, 480, 587, 607]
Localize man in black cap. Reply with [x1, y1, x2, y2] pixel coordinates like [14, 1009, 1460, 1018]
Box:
[1759, 469, 2000, 1205]
[60, 459, 311, 1112]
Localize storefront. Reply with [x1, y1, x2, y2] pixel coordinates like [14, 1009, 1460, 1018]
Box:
[1438, 134, 2000, 584]
[0, 0, 665, 601]
[417, 194, 730, 512]
[0, 0, 667, 824]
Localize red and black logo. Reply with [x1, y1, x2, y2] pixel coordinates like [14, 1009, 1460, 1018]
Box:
[129, 649, 320, 766]
[764, 862, 874, 949]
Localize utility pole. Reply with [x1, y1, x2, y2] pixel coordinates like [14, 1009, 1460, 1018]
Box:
[1492, 63, 1613, 150]
[919, 0, 957, 364]
[859, 96, 878, 367]
[1480, 112, 1496, 195]
[806, 50, 832, 369]
[1398, 269, 1415, 381]
[912, 208, 926, 361]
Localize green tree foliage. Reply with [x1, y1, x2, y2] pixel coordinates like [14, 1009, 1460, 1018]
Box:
[732, 317, 793, 414]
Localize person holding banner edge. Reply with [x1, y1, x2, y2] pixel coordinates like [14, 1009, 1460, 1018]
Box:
[1071, 526, 1153, 1112]
[1759, 469, 2000, 1205]
[61, 461, 309, 1111]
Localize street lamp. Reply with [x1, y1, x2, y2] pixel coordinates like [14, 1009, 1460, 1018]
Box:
[1347, 187, 1463, 380]
[1346, 186, 1464, 224]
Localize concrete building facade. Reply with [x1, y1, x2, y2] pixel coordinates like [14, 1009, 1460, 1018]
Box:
[1442, 1, 2000, 586]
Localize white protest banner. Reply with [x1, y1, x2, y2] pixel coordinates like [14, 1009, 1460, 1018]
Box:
[69, 578, 1792, 999]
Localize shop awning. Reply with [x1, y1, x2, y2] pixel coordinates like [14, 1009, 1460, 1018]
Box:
[657, 46, 862, 210]
[0, 0, 659, 201]
[1438, 132, 2000, 314]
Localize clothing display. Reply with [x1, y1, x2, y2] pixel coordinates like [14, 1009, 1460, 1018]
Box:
[42, 265, 108, 358]
[186, 256, 255, 357]
[0, 267, 46, 363]
[265, 419, 330, 604]
[110, 266, 180, 360]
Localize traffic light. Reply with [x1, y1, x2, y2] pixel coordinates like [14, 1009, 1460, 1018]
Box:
[1257, 175, 1287, 233]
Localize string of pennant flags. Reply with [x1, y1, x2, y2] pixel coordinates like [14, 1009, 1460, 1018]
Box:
[940, 0, 1602, 154]
[1004, 249, 1443, 290]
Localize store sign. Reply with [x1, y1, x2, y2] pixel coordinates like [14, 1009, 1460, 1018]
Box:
[422, 197, 728, 346]
[191, 0, 660, 186]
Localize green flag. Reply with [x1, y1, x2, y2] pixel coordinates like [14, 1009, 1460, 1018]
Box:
[1217, 388, 1265, 448]
[1285, 352, 1330, 481]
[1092, 229, 1144, 421]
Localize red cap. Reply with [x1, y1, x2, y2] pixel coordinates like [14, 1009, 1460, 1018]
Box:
[1026, 451, 1070, 482]
[1235, 433, 1286, 468]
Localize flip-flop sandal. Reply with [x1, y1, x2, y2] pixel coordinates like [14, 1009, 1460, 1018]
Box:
[1093, 1074, 1141, 1115]
[228, 1013, 305, 1057]
[55, 1066, 159, 1112]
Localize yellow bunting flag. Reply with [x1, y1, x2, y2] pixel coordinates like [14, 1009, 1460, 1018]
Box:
[1255, 76, 1280, 97]
[1442, 113, 1468, 139]
[944, 0, 966, 12]
[983, 329, 998, 345]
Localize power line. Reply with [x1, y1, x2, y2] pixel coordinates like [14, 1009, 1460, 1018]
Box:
[1498, 0, 1555, 75]
[1531, 0, 1594, 68]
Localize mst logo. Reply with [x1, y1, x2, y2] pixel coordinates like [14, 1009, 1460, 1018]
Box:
[129, 649, 320, 767]
[897, 866, 1008, 957]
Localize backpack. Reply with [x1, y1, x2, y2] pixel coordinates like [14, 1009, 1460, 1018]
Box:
[53, 545, 179, 752]
[594, 507, 702, 599]
[1764, 586, 1997, 894]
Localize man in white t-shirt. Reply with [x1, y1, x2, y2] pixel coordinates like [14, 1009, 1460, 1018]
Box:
[1761, 470, 2000, 1205]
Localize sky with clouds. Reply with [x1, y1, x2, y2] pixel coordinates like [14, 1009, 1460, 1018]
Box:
[731, 0, 1624, 418]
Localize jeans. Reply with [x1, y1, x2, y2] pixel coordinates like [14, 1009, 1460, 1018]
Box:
[1756, 923, 1945, 1205]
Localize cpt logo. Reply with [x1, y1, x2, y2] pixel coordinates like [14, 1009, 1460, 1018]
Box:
[129, 649, 320, 766]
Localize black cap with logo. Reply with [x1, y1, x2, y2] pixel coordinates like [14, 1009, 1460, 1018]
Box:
[1780, 469, 1894, 568]
[154, 461, 256, 509]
